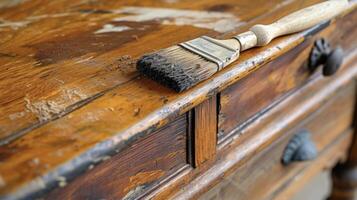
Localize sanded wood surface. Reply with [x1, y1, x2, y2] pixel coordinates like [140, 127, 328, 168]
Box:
[0, 0, 355, 199]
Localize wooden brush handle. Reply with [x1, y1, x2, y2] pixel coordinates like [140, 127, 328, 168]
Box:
[250, 0, 349, 46]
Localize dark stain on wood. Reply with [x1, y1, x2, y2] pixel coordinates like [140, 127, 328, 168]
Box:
[207, 4, 232, 12]
[0, 52, 17, 58]
[0, 2, 355, 200]
[28, 21, 161, 66]
[218, 11, 357, 142]
[207, 81, 356, 200]
[78, 9, 112, 14]
[44, 114, 188, 200]
[303, 20, 330, 38]
[218, 39, 314, 141]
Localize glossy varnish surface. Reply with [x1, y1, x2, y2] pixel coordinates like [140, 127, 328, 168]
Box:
[0, 0, 355, 199]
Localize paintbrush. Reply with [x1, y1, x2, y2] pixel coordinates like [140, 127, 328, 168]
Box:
[137, 0, 348, 92]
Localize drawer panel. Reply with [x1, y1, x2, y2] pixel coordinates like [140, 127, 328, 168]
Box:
[218, 9, 357, 142]
[219, 39, 313, 140]
[46, 115, 188, 200]
[202, 81, 356, 200]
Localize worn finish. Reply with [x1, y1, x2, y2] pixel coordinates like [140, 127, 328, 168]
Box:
[167, 54, 357, 199]
[200, 79, 356, 200]
[194, 97, 217, 167]
[202, 131, 353, 200]
[0, 0, 356, 199]
[0, 0, 328, 143]
[44, 115, 188, 200]
[218, 9, 357, 141]
[329, 82, 357, 199]
[136, 0, 348, 92]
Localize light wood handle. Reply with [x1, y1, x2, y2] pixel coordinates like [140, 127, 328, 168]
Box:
[250, 0, 349, 46]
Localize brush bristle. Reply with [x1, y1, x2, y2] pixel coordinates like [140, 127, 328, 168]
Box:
[137, 46, 218, 92]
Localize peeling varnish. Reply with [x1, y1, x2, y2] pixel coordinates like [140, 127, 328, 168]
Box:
[23, 88, 87, 122]
[112, 7, 243, 33]
[26, 13, 72, 20]
[24, 98, 64, 122]
[125, 170, 165, 194]
[61, 88, 87, 101]
[55, 176, 67, 188]
[81, 112, 100, 122]
[8, 111, 25, 120]
[95, 24, 131, 34]
[274, 0, 296, 10]
[0, 19, 31, 30]
[0, 13, 72, 31]
[0, 0, 28, 9]
[123, 185, 145, 200]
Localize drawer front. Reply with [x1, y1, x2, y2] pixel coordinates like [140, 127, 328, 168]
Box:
[218, 10, 357, 142]
[202, 81, 356, 200]
[46, 115, 188, 200]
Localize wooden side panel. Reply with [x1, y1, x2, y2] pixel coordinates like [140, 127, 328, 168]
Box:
[200, 81, 356, 200]
[194, 97, 217, 166]
[45, 115, 188, 200]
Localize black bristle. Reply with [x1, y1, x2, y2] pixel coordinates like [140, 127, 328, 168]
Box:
[137, 54, 196, 92]
[136, 46, 217, 92]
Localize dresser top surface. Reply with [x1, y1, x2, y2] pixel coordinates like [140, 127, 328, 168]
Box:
[0, 0, 355, 198]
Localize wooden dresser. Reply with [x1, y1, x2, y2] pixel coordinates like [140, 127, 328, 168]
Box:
[0, 0, 356, 199]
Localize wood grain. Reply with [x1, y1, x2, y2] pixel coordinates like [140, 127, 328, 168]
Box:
[0, 0, 325, 144]
[164, 53, 357, 200]
[329, 86, 357, 199]
[194, 97, 217, 167]
[0, 1, 355, 199]
[275, 130, 352, 200]
[218, 8, 357, 142]
[201, 80, 356, 200]
[44, 115, 188, 200]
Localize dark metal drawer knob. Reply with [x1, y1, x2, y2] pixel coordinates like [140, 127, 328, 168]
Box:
[309, 38, 344, 76]
[282, 130, 317, 165]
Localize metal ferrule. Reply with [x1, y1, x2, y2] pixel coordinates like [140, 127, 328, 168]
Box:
[233, 31, 258, 51]
[179, 36, 239, 71]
